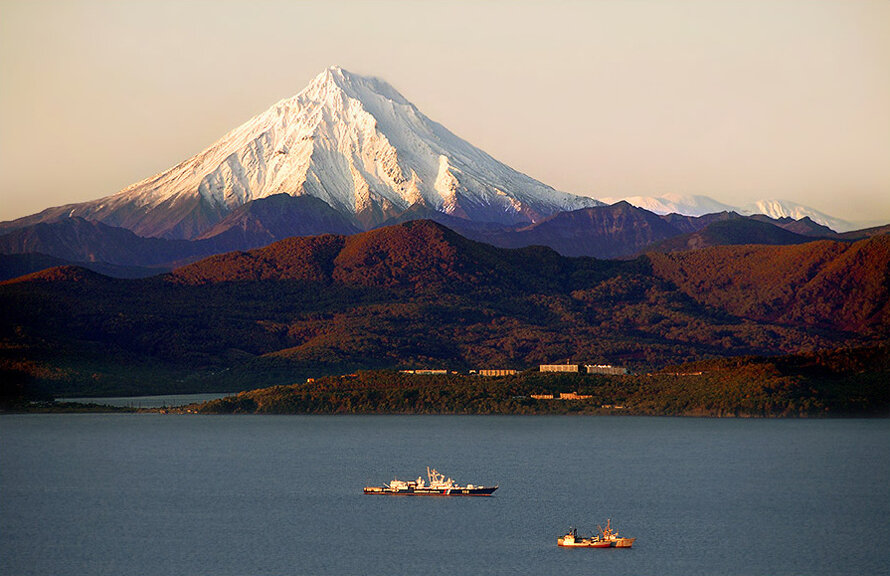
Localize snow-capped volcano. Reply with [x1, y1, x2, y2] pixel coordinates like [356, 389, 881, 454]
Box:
[7, 66, 599, 239]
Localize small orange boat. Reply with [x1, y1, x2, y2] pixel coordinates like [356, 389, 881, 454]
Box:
[557, 519, 635, 548]
[599, 518, 636, 548]
[557, 527, 591, 547]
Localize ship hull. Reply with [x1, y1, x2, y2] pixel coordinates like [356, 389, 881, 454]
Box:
[363, 486, 497, 496]
[557, 540, 592, 547]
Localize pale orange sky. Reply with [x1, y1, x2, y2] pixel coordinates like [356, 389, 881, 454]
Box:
[1, 0, 888, 225]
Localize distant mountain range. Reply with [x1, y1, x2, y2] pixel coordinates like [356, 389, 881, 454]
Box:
[0, 194, 360, 278]
[598, 193, 858, 232]
[3, 195, 888, 281]
[447, 202, 732, 258]
[2, 220, 887, 397]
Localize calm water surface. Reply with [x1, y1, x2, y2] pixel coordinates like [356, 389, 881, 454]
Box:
[1, 415, 888, 576]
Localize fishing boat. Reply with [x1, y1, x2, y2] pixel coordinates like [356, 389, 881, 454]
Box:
[557, 528, 592, 547]
[598, 518, 636, 548]
[589, 535, 613, 548]
[557, 519, 635, 548]
[363, 467, 498, 496]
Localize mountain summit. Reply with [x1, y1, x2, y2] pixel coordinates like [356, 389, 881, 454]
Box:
[5, 66, 599, 239]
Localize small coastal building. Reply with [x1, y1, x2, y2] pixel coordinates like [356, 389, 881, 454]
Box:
[477, 369, 517, 377]
[540, 364, 579, 373]
[530, 392, 591, 400]
[400, 369, 449, 375]
[584, 364, 628, 375]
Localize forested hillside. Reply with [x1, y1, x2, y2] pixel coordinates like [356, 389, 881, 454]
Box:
[193, 346, 890, 417]
[1, 221, 886, 399]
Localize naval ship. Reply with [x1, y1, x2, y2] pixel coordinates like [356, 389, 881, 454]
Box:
[363, 467, 498, 496]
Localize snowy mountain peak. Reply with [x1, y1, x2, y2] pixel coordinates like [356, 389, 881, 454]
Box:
[30, 66, 599, 239]
[601, 194, 856, 232]
[598, 193, 736, 217]
[737, 199, 850, 231]
[274, 66, 409, 115]
[313, 66, 412, 106]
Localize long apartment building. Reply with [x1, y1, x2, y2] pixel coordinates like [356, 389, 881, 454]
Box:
[539, 363, 628, 375]
[539, 364, 579, 373]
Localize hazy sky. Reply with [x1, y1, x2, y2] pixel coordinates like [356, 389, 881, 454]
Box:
[1, 0, 888, 224]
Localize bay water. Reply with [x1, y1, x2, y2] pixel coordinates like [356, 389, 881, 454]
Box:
[2, 415, 888, 575]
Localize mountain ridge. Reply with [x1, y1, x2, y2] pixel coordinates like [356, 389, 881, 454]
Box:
[646, 218, 817, 253]
[2, 196, 883, 278]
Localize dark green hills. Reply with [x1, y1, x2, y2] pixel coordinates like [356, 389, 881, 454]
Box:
[1, 220, 887, 403]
